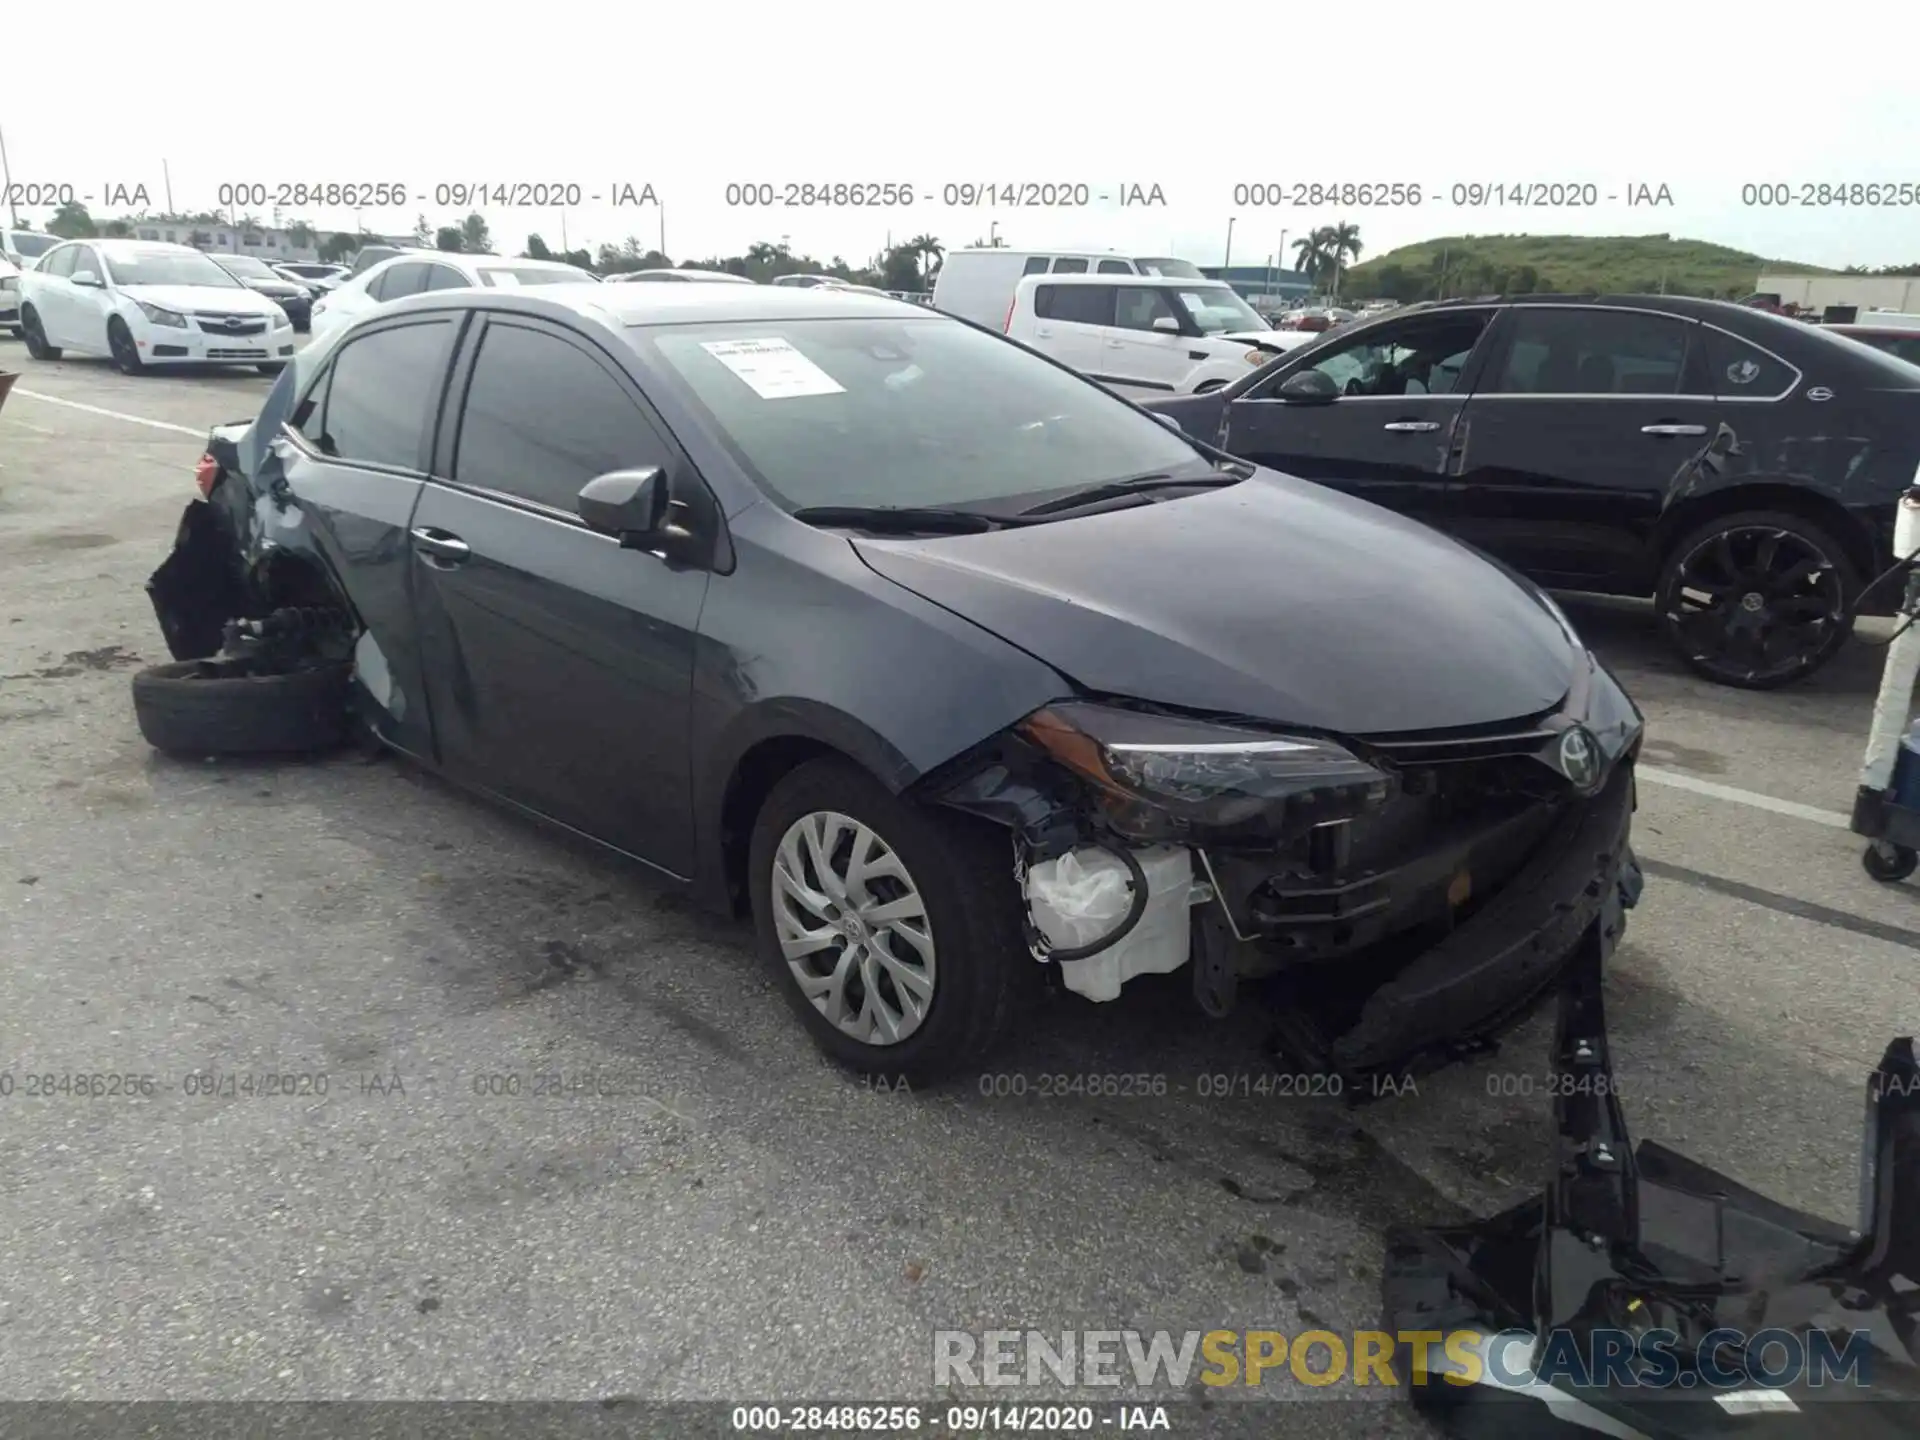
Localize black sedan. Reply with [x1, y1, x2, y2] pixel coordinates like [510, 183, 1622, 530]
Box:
[138, 283, 1644, 1085]
[1147, 295, 1920, 688]
[208, 252, 313, 331]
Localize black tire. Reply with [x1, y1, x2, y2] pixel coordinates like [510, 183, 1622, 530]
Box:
[747, 756, 1029, 1084]
[1655, 509, 1859, 689]
[107, 317, 145, 375]
[1863, 842, 1917, 883]
[257, 362, 286, 377]
[131, 658, 351, 757]
[20, 306, 60, 360]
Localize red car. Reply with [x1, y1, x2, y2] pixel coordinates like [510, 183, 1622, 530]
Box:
[1827, 322, 1920, 366]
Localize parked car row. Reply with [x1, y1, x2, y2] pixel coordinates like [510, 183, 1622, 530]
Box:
[307, 250, 599, 341]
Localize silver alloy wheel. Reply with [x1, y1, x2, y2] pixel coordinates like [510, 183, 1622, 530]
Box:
[772, 810, 937, 1046]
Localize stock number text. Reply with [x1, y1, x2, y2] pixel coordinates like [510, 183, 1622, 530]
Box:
[218, 182, 408, 209]
[1741, 181, 1919, 207]
[725, 183, 916, 208]
[1233, 181, 1422, 207]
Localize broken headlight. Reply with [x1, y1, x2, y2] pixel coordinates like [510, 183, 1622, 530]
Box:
[1017, 702, 1397, 842]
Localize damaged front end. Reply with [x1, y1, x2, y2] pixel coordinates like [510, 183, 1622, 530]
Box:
[929, 650, 1646, 1086]
[1383, 936, 1920, 1437]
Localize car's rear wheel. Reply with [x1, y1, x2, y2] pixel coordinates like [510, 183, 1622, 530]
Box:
[107, 317, 145, 375]
[748, 757, 1029, 1083]
[1656, 509, 1858, 689]
[20, 307, 60, 360]
[131, 658, 351, 757]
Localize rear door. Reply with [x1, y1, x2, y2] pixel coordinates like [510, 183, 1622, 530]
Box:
[1447, 304, 1718, 591]
[407, 315, 711, 871]
[1024, 281, 1116, 376]
[1215, 306, 1498, 526]
[267, 312, 462, 757]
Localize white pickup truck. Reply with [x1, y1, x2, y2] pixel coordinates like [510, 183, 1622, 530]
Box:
[1002, 273, 1311, 396]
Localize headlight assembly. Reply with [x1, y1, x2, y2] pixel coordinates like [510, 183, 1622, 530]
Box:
[136, 301, 187, 328]
[1017, 702, 1396, 842]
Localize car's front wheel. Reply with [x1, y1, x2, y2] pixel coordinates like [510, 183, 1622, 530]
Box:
[748, 757, 1029, 1084]
[1655, 509, 1858, 689]
[107, 317, 146, 375]
[19, 306, 60, 360]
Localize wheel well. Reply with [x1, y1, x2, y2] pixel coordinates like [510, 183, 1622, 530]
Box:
[718, 736, 841, 914]
[1655, 484, 1877, 585]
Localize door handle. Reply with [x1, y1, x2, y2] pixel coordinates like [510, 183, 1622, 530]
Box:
[1035, 327, 1053, 337]
[1382, 420, 1441, 432]
[1641, 423, 1708, 436]
[410, 527, 470, 563]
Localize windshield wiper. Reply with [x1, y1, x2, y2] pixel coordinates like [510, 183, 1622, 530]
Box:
[1015, 470, 1245, 518]
[791, 505, 1011, 534]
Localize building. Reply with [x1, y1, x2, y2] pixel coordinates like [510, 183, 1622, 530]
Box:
[1200, 264, 1314, 311]
[131, 220, 323, 263]
[1754, 273, 1920, 317]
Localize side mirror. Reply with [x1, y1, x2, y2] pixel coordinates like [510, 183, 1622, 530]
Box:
[1276, 369, 1340, 404]
[71, 270, 102, 288]
[578, 467, 668, 547]
[1151, 315, 1180, 334]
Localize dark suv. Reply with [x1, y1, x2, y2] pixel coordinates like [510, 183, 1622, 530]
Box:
[1148, 295, 1920, 688]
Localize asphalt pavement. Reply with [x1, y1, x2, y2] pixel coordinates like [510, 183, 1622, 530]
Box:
[2, 339, 1917, 1431]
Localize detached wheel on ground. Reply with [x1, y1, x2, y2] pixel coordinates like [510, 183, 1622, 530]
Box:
[19, 307, 61, 360]
[748, 756, 1029, 1084]
[1655, 509, 1858, 689]
[131, 658, 352, 757]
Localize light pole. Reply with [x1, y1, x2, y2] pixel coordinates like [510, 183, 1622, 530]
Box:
[989, 220, 999, 247]
[1223, 216, 1235, 270]
[0, 120, 18, 226]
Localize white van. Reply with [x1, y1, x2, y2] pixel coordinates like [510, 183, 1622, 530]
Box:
[1004, 274, 1312, 394]
[932, 248, 1206, 328]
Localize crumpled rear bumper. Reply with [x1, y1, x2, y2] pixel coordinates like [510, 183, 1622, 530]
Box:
[1381, 932, 1920, 1437]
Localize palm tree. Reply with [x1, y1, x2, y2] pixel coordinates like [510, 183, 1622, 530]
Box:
[1323, 222, 1363, 296]
[1291, 231, 1329, 285]
[908, 234, 944, 288]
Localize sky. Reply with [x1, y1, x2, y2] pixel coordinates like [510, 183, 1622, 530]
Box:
[4, 0, 1915, 273]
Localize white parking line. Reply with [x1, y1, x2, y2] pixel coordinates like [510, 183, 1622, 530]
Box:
[12, 389, 204, 437]
[1638, 765, 1852, 829]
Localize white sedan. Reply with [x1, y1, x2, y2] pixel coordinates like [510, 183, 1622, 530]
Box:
[17, 239, 296, 376]
[0, 255, 20, 337]
[310, 252, 598, 341]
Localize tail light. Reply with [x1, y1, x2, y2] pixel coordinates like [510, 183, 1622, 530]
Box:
[194, 454, 219, 498]
[1003, 297, 1016, 332]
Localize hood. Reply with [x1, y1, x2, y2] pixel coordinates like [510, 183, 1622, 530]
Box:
[118, 283, 285, 317]
[851, 474, 1580, 736]
[1222, 329, 1310, 353]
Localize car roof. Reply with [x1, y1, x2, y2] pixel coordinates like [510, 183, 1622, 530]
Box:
[79, 238, 204, 254]
[375, 281, 930, 329]
[1014, 273, 1231, 288]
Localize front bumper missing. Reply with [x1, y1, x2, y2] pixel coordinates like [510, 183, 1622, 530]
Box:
[1259, 761, 1641, 1084]
[1383, 936, 1920, 1437]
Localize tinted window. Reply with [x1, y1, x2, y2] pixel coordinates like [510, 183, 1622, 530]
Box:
[1050, 258, 1089, 274]
[8, 231, 56, 259]
[40, 245, 77, 278]
[1866, 334, 1920, 367]
[372, 262, 430, 301]
[1021, 256, 1049, 275]
[1097, 260, 1133, 275]
[639, 316, 1205, 512]
[350, 247, 400, 276]
[425, 264, 469, 291]
[1034, 285, 1115, 325]
[454, 324, 669, 513]
[314, 321, 452, 470]
[1495, 308, 1690, 395]
[1701, 327, 1796, 396]
[1137, 257, 1205, 278]
[1115, 287, 1180, 332]
[1281, 313, 1492, 397]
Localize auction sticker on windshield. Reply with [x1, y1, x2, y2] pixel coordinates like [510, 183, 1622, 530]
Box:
[702, 338, 846, 398]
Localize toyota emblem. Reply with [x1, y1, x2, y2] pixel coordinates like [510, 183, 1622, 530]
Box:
[1558, 727, 1600, 791]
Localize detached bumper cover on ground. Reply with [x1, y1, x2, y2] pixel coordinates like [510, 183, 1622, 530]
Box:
[1383, 933, 1920, 1437]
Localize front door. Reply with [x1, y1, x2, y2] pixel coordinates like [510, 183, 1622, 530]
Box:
[407, 315, 710, 872]
[1102, 284, 1203, 393]
[1447, 305, 1720, 592]
[1216, 307, 1499, 525]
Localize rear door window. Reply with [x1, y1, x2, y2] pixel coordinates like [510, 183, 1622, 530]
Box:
[1034, 284, 1115, 325]
[312, 320, 454, 469]
[371, 262, 430, 302]
[1050, 258, 1089, 274]
[1020, 256, 1049, 275]
[1493, 308, 1692, 395]
[1097, 260, 1134, 275]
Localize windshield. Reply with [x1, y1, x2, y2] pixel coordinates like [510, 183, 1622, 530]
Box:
[478, 265, 598, 286]
[216, 255, 277, 279]
[7, 231, 56, 259]
[102, 249, 243, 288]
[634, 316, 1208, 511]
[1136, 257, 1205, 279]
[1175, 286, 1269, 334]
